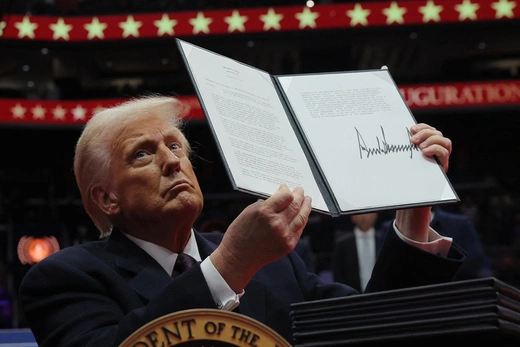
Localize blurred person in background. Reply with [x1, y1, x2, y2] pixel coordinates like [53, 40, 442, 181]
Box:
[332, 212, 384, 293]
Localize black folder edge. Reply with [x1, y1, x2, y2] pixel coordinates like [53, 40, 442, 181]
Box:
[292, 286, 499, 318]
[293, 312, 520, 343]
[294, 320, 520, 347]
[290, 277, 520, 315]
[270, 75, 340, 216]
[293, 303, 520, 332]
[292, 291, 520, 322]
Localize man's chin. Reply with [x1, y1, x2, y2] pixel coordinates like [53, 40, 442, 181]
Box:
[167, 192, 203, 216]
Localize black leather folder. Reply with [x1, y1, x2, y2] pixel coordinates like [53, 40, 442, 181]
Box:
[291, 277, 520, 319]
[292, 302, 520, 331]
[291, 278, 520, 347]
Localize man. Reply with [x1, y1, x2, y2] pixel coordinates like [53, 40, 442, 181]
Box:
[19, 96, 464, 347]
[332, 212, 384, 293]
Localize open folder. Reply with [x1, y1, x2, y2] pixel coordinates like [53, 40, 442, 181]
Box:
[176, 38, 459, 217]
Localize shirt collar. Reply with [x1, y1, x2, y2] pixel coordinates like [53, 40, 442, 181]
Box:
[354, 227, 375, 238]
[123, 230, 201, 276]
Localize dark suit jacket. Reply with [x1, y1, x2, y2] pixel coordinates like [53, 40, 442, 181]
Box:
[294, 238, 316, 273]
[332, 229, 385, 292]
[381, 207, 489, 280]
[19, 226, 465, 347]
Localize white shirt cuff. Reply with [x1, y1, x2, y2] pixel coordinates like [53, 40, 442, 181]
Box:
[392, 220, 453, 257]
[200, 258, 242, 311]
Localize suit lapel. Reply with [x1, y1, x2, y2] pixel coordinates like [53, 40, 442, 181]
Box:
[107, 228, 267, 321]
[107, 228, 173, 302]
[347, 236, 362, 292]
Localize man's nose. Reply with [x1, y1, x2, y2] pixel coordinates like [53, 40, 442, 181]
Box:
[158, 145, 181, 176]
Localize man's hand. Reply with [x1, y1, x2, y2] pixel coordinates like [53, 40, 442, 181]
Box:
[396, 123, 452, 242]
[210, 185, 312, 292]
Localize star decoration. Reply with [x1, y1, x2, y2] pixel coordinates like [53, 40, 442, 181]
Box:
[383, 2, 407, 24]
[260, 8, 284, 30]
[14, 16, 38, 39]
[50, 17, 72, 40]
[189, 12, 213, 34]
[11, 104, 26, 119]
[119, 15, 142, 38]
[295, 7, 319, 29]
[154, 14, 177, 36]
[224, 10, 248, 32]
[52, 105, 66, 120]
[31, 105, 46, 119]
[0, 21, 6, 37]
[419, 1, 443, 22]
[84, 17, 107, 39]
[72, 105, 87, 121]
[347, 3, 371, 26]
[455, 0, 480, 20]
[491, 0, 517, 18]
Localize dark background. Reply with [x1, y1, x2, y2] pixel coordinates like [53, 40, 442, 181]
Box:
[1, 0, 520, 329]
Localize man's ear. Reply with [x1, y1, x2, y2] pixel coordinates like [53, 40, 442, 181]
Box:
[90, 185, 120, 216]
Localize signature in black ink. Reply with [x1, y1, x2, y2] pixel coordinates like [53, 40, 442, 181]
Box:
[356, 126, 418, 159]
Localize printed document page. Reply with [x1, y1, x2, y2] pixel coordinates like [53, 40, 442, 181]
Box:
[178, 40, 330, 213]
[277, 70, 458, 212]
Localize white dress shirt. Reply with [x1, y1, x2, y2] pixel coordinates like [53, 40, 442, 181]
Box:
[123, 230, 240, 311]
[354, 227, 376, 292]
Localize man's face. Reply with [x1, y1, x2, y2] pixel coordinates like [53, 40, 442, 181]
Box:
[107, 115, 203, 229]
[351, 212, 378, 232]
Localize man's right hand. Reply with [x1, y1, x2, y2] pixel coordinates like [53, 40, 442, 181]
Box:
[210, 184, 312, 293]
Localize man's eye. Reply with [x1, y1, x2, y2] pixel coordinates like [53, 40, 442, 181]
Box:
[134, 150, 147, 159]
[170, 143, 181, 151]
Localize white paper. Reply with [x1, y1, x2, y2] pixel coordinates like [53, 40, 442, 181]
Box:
[277, 71, 458, 212]
[178, 40, 330, 213]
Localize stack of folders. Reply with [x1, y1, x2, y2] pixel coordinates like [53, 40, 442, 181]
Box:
[290, 277, 520, 347]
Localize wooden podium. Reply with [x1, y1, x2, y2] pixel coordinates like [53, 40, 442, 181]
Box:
[290, 277, 520, 346]
[119, 308, 292, 347]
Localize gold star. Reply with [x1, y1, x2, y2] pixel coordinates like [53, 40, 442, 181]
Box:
[119, 15, 142, 38]
[419, 1, 443, 22]
[0, 21, 6, 37]
[72, 105, 87, 121]
[50, 17, 72, 40]
[189, 12, 213, 34]
[455, 0, 480, 20]
[154, 14, 177, 36]
[11, 104, 26, 119]
[52, 105, 66, 120]
[383, 2, 407, 24]
[492, 0, 517, 18]
[224, 10, 248, 32]
[260, 8, 283, 30]
[84, 17, 107, 39]
[295, 7, 319, 29]
[347, 3, 371, 26]
[15, 16, 38, 39]
[31, 105, 46, 119]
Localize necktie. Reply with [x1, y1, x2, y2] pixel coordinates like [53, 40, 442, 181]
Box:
[171, 253, 197, 278]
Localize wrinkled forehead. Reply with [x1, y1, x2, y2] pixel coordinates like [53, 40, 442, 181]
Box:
[111, 116, 186, 151]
